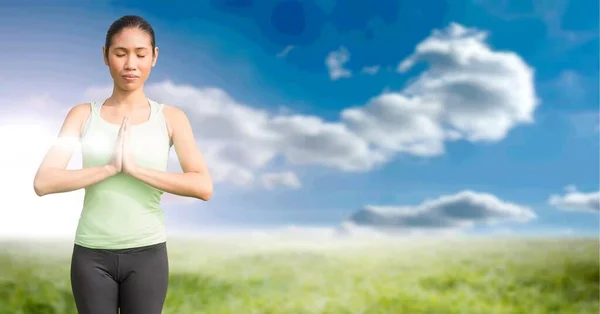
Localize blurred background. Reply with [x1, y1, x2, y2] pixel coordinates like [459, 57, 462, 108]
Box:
[0, 0, 598, 313]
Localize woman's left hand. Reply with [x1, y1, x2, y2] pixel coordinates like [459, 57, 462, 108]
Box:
[122, 116, 138, 175]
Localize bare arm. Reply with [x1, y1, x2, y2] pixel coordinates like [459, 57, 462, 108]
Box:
[126, 106, 213, 201]
[33, 104, 118, 196]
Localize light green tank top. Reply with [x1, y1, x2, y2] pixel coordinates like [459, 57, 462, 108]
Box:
[75, 99, 171, 249]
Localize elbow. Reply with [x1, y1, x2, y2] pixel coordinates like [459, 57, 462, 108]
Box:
[197, 187, 213, 201]
[33, 179, 47, 197]
[33, 170, 53, 197]
[195, 181, 213, 201]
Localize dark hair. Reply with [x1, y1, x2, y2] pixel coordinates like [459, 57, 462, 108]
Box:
[104, 15, 156, 59]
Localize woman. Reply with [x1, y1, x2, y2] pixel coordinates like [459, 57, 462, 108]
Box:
[33, 15, 213, 314]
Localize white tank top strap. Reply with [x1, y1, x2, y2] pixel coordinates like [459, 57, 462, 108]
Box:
[148, 99, 164, 114]
[90, 100, 103, 114]
[149, 99, 171, 146]
[81, 101, 100, 136]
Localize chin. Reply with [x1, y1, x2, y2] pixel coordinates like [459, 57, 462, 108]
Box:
[117, 82, 143, 91]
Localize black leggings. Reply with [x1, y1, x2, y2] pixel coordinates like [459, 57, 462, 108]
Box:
[70, 242, 169, 314]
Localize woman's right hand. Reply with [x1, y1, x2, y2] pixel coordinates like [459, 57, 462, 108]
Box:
[106, 116, 128, 175]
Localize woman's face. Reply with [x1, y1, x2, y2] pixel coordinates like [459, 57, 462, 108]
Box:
[104, 27, 158, 91]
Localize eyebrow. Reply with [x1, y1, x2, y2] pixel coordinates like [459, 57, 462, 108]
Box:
[113, 47, 150, 51]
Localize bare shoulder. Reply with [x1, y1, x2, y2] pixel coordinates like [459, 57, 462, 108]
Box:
[163, 104, 189, 132]
[61, 103, 92, 132]
[162, 104, 192, 134]
[162, 104, 188, 121]
[67, 103, 92, 118]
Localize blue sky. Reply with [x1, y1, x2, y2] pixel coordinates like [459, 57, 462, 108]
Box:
[0, 0, 598, 238]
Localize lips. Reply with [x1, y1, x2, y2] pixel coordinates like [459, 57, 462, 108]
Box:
[122, 74, 139, 80]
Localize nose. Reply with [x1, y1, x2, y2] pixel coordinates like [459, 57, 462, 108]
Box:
[124, 55, 137, 70]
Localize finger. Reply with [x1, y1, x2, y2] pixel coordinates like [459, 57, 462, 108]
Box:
[124, 123, 131, 145]
[122, 118, 130, 144]
[118, 116, 128, 136]
[122, 117, 129, 134]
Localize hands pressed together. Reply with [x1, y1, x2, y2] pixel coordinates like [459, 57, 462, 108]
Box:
[107, 116, 137, 176]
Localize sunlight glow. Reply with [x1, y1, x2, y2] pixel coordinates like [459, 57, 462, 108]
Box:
[0, 121, 83, 239]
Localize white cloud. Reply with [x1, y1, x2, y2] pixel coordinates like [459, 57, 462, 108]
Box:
[555, 70, 585, 100]
[268, 114, 388, 171]
[261, 171, 301, 190]
[345, 190, 536, 232]
[276, 45, 294, 58]
[343, 23, 538, 157]
[0, 95, 69, 126]
[361, 65, 380, 75]
[342, 93, 446, 156]
[566, 111, 600, 137]
[548, 186, 600, 213]
[325, 46, 352, 80]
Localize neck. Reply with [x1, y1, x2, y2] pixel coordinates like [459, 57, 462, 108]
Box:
[106, 85, 148, 108]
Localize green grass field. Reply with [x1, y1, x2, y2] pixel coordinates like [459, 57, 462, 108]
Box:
[0, 236, 598, 314]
